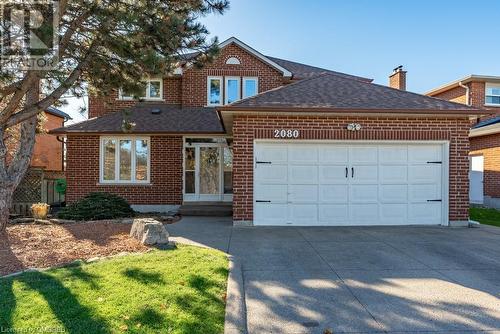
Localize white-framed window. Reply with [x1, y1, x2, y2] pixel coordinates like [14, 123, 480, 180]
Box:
[207, 76, 223, 106]
[119, 79, 163, 101]
[485, 83, 500, 106]
[225, 76, 241, 104]
[243, 77, 258, 99]
[100, 137, 150, 184]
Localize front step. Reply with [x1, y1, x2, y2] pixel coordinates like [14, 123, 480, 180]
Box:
[178, 204, 233, 217]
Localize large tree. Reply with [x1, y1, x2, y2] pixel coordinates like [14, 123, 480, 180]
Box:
[0, 0, 229, 231]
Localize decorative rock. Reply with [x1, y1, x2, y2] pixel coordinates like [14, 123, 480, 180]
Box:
[130, 218, 169, 245]
[34, 219, 52, 225]
[158, 215, 175, 222]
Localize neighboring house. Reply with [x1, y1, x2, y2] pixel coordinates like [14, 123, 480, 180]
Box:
[52, 37, 484, 227]
[426, 76, 500, 208]
[31, 107, 71, 172]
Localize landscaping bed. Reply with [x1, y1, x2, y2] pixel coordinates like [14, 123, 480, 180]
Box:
[0, 222, 149, 276]
[0, 246, 229, 334]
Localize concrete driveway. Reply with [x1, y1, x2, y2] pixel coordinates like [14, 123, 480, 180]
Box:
[168, 217, 500, 334]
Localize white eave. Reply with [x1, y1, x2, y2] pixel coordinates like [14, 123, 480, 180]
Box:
[470, 122, 500, 137]
[426, 74, 500, 96]
[175, 37, 293, 78]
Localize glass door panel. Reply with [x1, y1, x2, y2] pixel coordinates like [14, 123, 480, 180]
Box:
[199, 147, 220, 195]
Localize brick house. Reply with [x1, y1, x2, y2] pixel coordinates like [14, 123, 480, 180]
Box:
[426, 76, 500, 208]
[52, 37, 483, 226]
[32, 107, 71, 172]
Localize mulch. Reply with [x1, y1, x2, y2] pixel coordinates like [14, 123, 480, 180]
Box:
[0, 222, 150, 276]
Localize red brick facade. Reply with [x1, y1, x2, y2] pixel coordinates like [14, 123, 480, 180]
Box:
[31, 113, 65, 171]
[66, 135, 183, 204]
[88, 43, 286, 118]
[430, 80, 500, 201]
[232, 115, 471, 222]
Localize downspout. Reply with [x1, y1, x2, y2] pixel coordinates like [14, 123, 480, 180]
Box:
[458, 81, 470, 106]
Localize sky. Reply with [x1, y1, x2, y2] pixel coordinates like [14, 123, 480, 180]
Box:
[62, 0, 500, 124]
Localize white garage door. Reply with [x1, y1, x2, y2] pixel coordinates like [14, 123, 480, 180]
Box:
[254, 142, 446, 226]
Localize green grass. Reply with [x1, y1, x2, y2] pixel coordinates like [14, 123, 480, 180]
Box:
[470, 207, 500, 227]
[0, 245, 229, 334]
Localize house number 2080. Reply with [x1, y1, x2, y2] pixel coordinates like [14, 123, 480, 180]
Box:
[273, 129, 300, 138]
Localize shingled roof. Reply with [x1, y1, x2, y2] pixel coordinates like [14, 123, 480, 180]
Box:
[224, 73, 479, 112]
[267, 56, 371, 82]
[51, 104, 224, 134]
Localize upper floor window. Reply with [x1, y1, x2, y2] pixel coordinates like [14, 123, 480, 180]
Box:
[225, 77, 241, 104]
[119, 78, 163, 101]
[486, 83, 500, 106]
[100, 137, 150, 184]
[207, 76, 259, 106]
[243, 77, 258, 99]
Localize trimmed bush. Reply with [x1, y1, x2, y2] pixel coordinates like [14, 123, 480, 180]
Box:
[57, 192, 135, 221]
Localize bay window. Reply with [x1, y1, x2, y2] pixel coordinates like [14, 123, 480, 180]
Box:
[119, 79, 163, 100]
[100, 137, 150, 183]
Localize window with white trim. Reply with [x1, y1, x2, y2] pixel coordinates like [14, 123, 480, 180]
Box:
[207, 76, 223, 106]
[486, 83, 500, 106]
[225, 77, 240, 104]
[119, 79, 163, 100]
[100, 137, 150, 183]
[243, 77, 258, 99]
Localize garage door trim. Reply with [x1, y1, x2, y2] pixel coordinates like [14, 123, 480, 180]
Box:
[253, 140, 450, 226]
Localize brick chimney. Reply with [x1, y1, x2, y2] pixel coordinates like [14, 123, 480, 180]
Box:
[389, 65, 406, 91]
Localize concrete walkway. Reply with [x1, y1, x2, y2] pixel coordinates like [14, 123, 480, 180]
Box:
[168, 217, 500, 334]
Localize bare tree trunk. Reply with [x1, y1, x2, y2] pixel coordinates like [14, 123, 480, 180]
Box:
[0, 80, 39, 232]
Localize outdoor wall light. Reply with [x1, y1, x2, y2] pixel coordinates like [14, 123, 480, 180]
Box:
[347, 123, 362, 131]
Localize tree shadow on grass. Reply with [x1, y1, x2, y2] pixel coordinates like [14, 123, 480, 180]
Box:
[122, 268, 165, 285]
[1, 270, 110, 334]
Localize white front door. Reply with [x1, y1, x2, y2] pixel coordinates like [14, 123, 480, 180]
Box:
[469, 155, 484, 204]
[254, 142, 446, 226]
[184, 140, 233, 202]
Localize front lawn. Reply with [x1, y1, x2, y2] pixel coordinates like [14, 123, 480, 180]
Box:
[470, 207, 500, 227]
[0, 246, 229, 334]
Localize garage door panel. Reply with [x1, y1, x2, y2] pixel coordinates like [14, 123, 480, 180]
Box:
[319, 146, 348, 164]
[255, 165, 288, 183]
[350, 204, 379, 222]
[289, 204, 318, 224]
[289, 145, 318, 164]
[380, 165, 407, 183]
[351, 165, 378, 183]
[350, 185, 378, 203]
[409, 165, 441, 183]
[319, 185, 348, 203]
[319, 165, 349, 184]
[350, 146, 378, 164]
[255, 184, 287, 202]
[379, 185, 408, 203]
[380, 204, 408, 224]
[289, 184, 318, 203]
[254, 203, 288, 225]
[319, 204, 349, 223]
[408, 145, 441, 163]
[289, 165, 318, 184]
[408, 203, 442, 225]
[379, 146, 408, 164]
[409, 184, 441, 202]
[256, 145, 287, 163]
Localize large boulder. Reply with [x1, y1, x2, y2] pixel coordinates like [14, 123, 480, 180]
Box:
[130, 218, 169, 245]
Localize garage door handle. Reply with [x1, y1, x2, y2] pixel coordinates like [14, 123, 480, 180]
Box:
[256, 200, 271, 203]
[345, 167, 348, 178]
[351, 167, 354, 178]
[427, 199, 442, 202]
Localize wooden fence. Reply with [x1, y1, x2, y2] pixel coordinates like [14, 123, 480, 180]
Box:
[11, 168, 65, 216]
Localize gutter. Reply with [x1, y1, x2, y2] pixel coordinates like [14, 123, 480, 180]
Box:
[458, 81, 471, 106]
